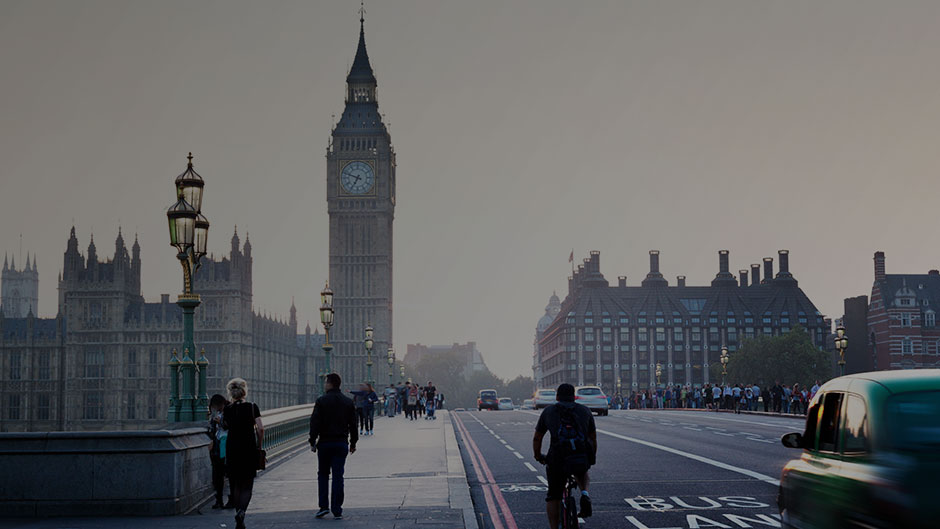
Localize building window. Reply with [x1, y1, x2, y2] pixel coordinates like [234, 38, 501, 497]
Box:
[602, 313, 611, 324]
[638, 328, 648, 342]
[148, 394, 158, 420]
[584, 312, 593, 324]
[601, 328, 612, 342]
[673, 328, 684, 342]
[901, 313, 912, 327]
[38, 353, 50, 380]
[655, 328, 666, 342]
[83, 392, 103, 420]
[9, 352, 22, 380]
[902, 338, 913, 354]
[149, 349, 159, 378]
[762, 327, 773, 335]
[84, 351, 104, 378]
[127, 393, 137, 420]
[127, 350, 138, 378]
[926, 312, 936, 327]
[36, 394, 50, 421]
[7, 394, 21, 420]
[584, 328, 594, 342]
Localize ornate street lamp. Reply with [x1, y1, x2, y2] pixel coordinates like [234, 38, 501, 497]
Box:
[166, 152, 210, 422]
[720, 346, 729, 386]
[387, 347, 395, 387]
[364, 324, 374, 386]
[399, 363, 405, 384]
[835, 325, 848, 377]
[319, 282, 334, 394]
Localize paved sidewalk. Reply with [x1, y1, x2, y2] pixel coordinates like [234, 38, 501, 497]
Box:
[1, 411, 476, 529]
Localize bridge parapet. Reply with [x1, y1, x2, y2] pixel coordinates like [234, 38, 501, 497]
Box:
[0, 403, 315, 518]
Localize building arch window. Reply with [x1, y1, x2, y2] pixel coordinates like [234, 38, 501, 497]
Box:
[925, 311, 935, 327]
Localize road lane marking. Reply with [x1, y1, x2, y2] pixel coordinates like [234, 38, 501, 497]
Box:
[452, 413, 520, 529]
[683, 427, 703, 431]
[500, 439, 508, 444]
[596, 428, 780, 486]
[537, 475, 549, 485]
[656, 411, 802, 429]
[505, 445, 515, 450]
[713, 432, 735, 436]
[513, 452, 524, 459]
[524, 462, 538, 472]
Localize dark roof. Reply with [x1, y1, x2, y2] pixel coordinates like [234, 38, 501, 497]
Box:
[333, 102, 387, 136]
[2, 317, 60, 340]
[347, 20, 376, 84]
[879, 273, 940, 310]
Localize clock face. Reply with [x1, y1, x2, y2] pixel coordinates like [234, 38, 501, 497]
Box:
[341, 161, 375, 194]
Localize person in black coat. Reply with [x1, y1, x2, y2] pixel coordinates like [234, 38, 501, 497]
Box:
[222, 378, 263, 529]
[309, 373, 358, 520]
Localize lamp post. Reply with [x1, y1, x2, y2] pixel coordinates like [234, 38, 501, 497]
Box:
[835, 325, 848, 377]
[364, 325, 374, 386]
[720, 346, 729, 386]
[387, 348, 395, 387]
[166, 152, 209, 422]
[319, 282, 334, 394]
[399, 363, 405, 384]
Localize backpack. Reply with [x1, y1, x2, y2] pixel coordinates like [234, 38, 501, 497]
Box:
[551, 405, 590, 474]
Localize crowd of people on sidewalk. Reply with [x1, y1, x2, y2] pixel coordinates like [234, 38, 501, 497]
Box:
[381, 380, 445, 421]
[606, 379, 823, 415]
[204, 375, 447, 527]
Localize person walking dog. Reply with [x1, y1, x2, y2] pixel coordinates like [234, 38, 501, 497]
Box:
[309, 373, 358, 520]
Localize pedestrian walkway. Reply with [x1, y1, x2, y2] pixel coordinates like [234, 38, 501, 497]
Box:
[2, 411, 476, 529]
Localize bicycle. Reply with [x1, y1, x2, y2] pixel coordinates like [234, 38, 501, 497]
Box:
[560, 472, 580, 529]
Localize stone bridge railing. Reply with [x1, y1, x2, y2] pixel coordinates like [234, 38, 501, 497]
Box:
[0, 402, 316, 517]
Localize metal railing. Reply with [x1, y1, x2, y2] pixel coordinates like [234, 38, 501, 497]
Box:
[259, 403, 315, 455]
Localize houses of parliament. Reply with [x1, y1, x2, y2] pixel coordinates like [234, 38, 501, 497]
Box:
[0, 15, 394, 432]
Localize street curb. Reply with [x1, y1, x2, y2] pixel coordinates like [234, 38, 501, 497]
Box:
[443, 410, 479, 529]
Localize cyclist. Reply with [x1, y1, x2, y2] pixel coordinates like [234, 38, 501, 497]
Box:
[533, 383, 596, 527]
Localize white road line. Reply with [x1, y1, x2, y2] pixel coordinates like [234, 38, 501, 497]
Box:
[513, 452, 524, 459]
[500, 439, 507, 444]
[494, 435, 501, 440]
[524, 462, 538, 472]
[596, 428, 780, 486]
[713, 432, 735, 436]
[683, 427, 703, 431]
[537, 475, 549, 485]
[505, 445, 515, 451]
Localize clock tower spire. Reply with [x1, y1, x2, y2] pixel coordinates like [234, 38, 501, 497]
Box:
[326, 7, 396, 384]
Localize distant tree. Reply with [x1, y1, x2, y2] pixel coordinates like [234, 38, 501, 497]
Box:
[503, 375, 536, 403]
[710, 326, 833, 387]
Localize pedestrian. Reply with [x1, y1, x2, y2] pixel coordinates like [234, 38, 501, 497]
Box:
[722, 384, 733, 410]
[751, 383, 761, 412]
[425, 381, 437, 420]
[384, 384, 397, 417]
[208, 394, 233, 510]
[352, 384, 367, 435]
[309, 373, 358, 520]
[771, 381, 783, 413]
[351, 383, 379, 435]
[222, 378, 264, 529]
[406, 382, 419, 420]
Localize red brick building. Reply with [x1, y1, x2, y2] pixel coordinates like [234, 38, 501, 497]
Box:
[867, 251, 940, 370]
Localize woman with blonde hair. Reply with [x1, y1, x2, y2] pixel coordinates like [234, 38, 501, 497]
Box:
[222, 378, 263, 529]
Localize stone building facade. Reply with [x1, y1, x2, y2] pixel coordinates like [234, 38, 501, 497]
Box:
[327, 16, 396, 385]
[2, 254, 39, 318]
[533, 293, 561, 388]
[0, 227, 324, 432]
[537, 250, 830, 392]
[865, 251, 940, 370]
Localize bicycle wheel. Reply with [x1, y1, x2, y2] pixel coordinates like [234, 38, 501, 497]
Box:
[563, 495, 578, 528]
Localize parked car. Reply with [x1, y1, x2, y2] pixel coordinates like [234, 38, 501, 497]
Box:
[777, 369, 940, 529]
[477, 389, 499, 411]
[522, 398, 535, 409]
[575, 385, 609, 415]
[534, 389, 557, 409]
[498, 397, 514, 410]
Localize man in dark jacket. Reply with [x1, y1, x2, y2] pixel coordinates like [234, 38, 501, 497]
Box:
[309, 373, 358, 520]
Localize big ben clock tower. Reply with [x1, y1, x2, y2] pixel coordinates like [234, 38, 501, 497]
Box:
[326, 11, 395, 383]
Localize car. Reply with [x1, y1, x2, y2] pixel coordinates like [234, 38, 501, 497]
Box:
[453, 408, 466, 412]
[534, 389, 557, 409]
[477, 389, 499, 411]
[498, 397, 514, 410]
[522, 398, 535, 410]
[777, 369, 940, 529]
[575, 385, 609, 415]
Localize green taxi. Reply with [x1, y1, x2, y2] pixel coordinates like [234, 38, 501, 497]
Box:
[778, 369, 940, 528]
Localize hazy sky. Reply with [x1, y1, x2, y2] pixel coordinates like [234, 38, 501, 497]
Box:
[3, 1, 940, 379]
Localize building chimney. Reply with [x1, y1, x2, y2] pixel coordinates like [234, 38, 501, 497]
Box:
[618, 276, 627, 287]
[719, 250, 730, 274]
[751, 264, 761, 286]
[649, 250, 660, 275]
[777, 249, 791, 278]
[739, 269, 748, 287]
[590, 251, 600, 273]
[874, 251, 886, 282]
[677, 275, 686, 287]
[762, 258, 773, 284]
